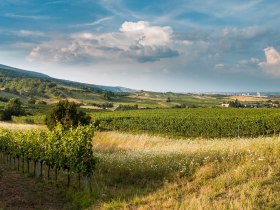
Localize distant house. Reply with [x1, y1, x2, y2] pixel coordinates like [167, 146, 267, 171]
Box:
[221, 103, 230, 108]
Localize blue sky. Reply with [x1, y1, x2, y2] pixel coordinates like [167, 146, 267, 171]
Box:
[1, 0, 280, 92]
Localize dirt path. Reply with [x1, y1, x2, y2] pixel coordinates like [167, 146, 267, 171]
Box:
[0, 164, 68, 210]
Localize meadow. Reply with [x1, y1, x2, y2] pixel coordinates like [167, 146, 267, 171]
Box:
[89, 131, 280, 209]
[1, 110, 280, 209]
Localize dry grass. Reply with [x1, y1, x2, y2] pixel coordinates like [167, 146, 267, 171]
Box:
[80, 106, 103, 110]
[94, 131, 275, 153]
[229, 96, 268, 102]
[0, 122, 46, 131]
[90, 132, 280, 210]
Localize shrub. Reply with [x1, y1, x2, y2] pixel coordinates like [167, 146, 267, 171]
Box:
[0, 98, 25, 121]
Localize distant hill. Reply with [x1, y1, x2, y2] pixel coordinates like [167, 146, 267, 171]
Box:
[0, 64, 135, 93]
[0, 64, 232, 109]
[0, 64, 50, 79]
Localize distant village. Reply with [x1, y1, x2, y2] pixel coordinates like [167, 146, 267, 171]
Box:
[221, 92, 279, 108]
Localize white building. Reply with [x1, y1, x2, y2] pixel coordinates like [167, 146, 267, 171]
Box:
[221, 103, 230, 108]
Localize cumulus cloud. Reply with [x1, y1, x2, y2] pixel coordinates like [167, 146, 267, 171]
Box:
[28, 21, 179, 64]
[259, 47, 280, 77]
[120, 21, 173, 46]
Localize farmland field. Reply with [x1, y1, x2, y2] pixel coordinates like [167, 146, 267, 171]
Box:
[0, 123, 280, 209]
[94, 108, 280, 138]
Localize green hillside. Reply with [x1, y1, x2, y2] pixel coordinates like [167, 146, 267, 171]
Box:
[1, 64, 278, 113]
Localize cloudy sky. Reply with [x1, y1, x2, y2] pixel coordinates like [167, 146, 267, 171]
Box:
[1, 0, 280, 92]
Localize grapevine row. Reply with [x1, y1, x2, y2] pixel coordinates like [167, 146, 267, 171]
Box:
[0, 124, 95, 188]
[93, 108, 280, 138]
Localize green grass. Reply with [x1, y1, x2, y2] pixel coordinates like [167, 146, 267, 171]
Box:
[12, 115, 46, 124]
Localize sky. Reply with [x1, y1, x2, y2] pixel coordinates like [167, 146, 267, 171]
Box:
[1, 0, 280, 92]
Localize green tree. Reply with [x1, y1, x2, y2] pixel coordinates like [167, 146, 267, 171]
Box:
[103, 91, 114, 100]
[28, 97, 36, 105]
[45, 100, 91, 130]
[229, 99, 242, 108]
[0, 98, 25, 121]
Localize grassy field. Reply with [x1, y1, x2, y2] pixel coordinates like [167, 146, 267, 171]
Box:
[0, 123, 279, 209]
[85, 131, 280, 209]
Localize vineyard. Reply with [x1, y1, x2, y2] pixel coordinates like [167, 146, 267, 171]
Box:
[0, 125, 95, 190]
[93, 108, 280, 138]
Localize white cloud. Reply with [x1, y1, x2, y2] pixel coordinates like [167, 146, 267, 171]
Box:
[259, 47, 280, 77]
[215, 63, 225, 69]
[223, 27, 264, 39]
[239, 57, 259, 65]
[28, 21, 179, 63]
[72, 16, 113, 27]
[18, 30, 45, 37]
[5, 13, 51, 20]
[120, 21, 173, 46]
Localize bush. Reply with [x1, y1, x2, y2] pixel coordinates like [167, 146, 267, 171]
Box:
[45, 100, 91, 130]
[28, 98, 36, 105]
[0, 98, 25, 121]
[4, 98, 25, 116]
[0, 110, 12, 121]
[0, 167, 3, 179]
[0, 96, 8, 102]
[37, 100, 47, 105]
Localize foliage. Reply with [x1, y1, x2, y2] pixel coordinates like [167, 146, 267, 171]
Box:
[103, 91, 114, 100]
[12, 115, 46, 125]
[94, 108, 280, 138]
[172, 104, 187, 108]
[0, 125, 95, 176]
[229, 99, 242, 107]
[0, 167, 3, 179]
[27, 98, 36, 105]
[115, 104, 138, 111]
[90, 102, 114, 109]
[45, 100, 91, 130]
[0, 96, 8, 102]
[36, 100, 47, 105]
[0, 98, 25, 121]
[4, 98, 25, 116]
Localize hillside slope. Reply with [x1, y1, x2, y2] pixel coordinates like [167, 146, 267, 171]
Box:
[0, 64, 241, 108]
[0, 64, 134, 93]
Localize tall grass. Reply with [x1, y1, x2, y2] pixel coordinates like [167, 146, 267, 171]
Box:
[88, 132, 280, 209]
[0, 121, 46, 130]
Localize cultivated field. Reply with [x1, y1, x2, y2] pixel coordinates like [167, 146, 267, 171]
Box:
[94, 108, 280, 138]
[0, 117, 280, 209]
[229, 96, 268, 102]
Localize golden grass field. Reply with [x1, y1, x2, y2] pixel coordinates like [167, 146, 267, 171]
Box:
[229, 96, 268, 102]
[86, 131, 280, 209]
[0, 122, 46, 130]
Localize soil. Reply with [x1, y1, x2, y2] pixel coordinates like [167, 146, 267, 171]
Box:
[0, 164, 68, 210]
